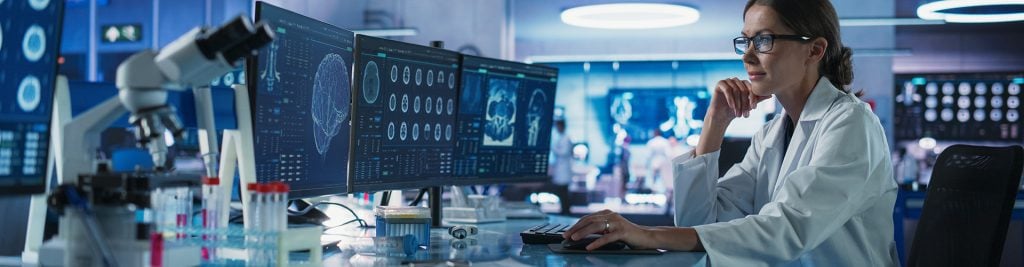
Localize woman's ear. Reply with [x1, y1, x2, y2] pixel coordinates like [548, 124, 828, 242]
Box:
[808, 37, 827, 63]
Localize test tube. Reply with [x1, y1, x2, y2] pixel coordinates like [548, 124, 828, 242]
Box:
[245, 183, 262, 266]
[201, 177, 221, 261]
[175, 187, 192, 239]
[270, 182, 289, 233]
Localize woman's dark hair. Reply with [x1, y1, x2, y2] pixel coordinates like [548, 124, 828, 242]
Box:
[744, 0, 854, 92]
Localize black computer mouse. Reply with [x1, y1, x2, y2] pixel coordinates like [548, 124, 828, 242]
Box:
[561, 234, 627, 250]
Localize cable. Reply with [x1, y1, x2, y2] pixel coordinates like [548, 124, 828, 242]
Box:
[408, 188, 428, 206]
[288, 201, 367, 227]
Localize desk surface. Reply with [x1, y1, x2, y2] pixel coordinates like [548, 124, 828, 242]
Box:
[318, 215, 708, 266]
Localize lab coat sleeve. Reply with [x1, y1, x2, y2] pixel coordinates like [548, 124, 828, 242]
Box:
[673, 128, 765, 227]
[693, 106, 887, 266]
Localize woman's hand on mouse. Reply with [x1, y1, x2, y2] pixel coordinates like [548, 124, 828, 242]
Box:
[562, 209, 657, 251]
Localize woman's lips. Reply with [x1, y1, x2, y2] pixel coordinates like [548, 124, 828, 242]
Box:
[748, 72, 766, 81]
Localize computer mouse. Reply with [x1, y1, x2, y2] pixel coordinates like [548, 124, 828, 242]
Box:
[561, 234, 627, 250]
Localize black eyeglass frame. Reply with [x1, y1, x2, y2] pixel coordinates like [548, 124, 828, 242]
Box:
[733, 34, 812, 55]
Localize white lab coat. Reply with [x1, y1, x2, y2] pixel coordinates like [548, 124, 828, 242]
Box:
[673, 77, 899, 266]
[551, 131, 573, 186]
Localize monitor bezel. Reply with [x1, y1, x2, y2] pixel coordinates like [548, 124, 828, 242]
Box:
[247, 1, 354, 198]
[0, 0, 66, 196]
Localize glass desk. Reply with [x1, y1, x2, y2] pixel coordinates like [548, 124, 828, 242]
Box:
[319, 215, 708, 266]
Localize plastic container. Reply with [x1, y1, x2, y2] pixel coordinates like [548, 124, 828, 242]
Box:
[375, 206, 431, 246]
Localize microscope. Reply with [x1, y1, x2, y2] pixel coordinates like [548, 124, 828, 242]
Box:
[40, 16, 274, 267]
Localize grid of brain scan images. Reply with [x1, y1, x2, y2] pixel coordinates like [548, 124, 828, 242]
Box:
[350, 34, 461, 191]
[895, 75, 1023, 141]
[452, 55, 559, 183]
[249, 2, 353, 197]
[0, 0, 63, 192]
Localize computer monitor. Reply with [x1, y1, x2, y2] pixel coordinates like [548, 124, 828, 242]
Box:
[0, 0, 64, 195]
[349, 35, 461, 192]
[248, 2, 353, 198]
[452, 55, 559, 184]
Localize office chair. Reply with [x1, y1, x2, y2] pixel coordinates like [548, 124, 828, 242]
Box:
[908, 145, 1023, 267]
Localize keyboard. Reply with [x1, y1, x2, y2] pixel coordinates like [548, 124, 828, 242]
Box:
[520, 222, 569, 244]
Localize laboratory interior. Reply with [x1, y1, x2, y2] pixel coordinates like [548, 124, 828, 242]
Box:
[1, 0, 1023, 266]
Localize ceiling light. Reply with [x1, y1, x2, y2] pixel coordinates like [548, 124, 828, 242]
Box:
[918, 0, 1024, 23]
[560, 3, 700, 30]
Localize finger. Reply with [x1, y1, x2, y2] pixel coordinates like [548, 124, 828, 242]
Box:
[571, 219, 611, 241]
[563, 219, 594, 239]
[585, 231, 622, 251]
[737, 79, 751, 117]
[717, 81, 736, 117]
[727, 79, 743, 116]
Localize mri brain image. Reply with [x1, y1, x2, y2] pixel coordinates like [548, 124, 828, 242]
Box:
[424, 123, 432, 138]
[526, 89, 548, 147]
[992, 83, 1005, 95]
[414, 96, 421, 113]
[958, 82, 971, 95]
[483, 79, 517, 146]
[389, 94, 397, 111]
[434, 123, 442, 141]
[388, 122, 395, 140]
[401, 94, 409, 113]
[23, 25, 46, 62]
[403, 66, 411, 85]
[448, 73, 455, 89]
[391, 65, 398, 82]
[425, 97, 433, 114]
[439, 71, 445, 84]
[400, 122, 408, 140]
[427, 70, 434, 86]
[415, 68, 423, 86]
[18, 76, 42, 112]
[447, 99, 454, 115]
[412, 123, 420, 140]
[362, 61, 380, 104]
[29, 0, 49, 10]
[941, 109, 953, 122]
[436, 97, 443, 115]
[311, 53, 351, 156]
[941, 82, 954, 95]
[445, 124, 452, 141]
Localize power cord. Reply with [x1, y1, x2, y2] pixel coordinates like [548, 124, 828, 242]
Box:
[288, 201, 368, 227]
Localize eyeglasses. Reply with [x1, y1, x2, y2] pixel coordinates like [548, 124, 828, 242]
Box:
[733, 34, 811, 55]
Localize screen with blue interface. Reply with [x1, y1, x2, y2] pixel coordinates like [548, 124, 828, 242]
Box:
[452, 55, 558, 184]
[250, 2, 353, 197]
[0, 0, 64, 195]
[349, 35, 460, 192]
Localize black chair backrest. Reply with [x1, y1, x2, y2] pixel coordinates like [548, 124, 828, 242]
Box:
[908, 145, 1023, 267]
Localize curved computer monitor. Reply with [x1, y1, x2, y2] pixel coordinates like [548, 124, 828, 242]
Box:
[247, 2, 354, 198]
[0, 0, 65, 195]
[451, 55, 559, 185]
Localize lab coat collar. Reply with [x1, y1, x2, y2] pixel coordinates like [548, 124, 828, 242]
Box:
[763, 76, 842, 149]
[797, 76, 843, 122]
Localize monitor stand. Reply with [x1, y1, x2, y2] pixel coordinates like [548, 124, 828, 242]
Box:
[288, 199, 331, 225]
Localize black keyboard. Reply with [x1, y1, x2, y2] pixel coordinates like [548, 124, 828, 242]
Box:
[520, 222, 569, 244]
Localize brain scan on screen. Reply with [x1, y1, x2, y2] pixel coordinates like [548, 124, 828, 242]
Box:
[362, 61, 380, 104]
[483, 79, 518, 146]
[310, 53, 350, 156]
[526, 89, 548, 147]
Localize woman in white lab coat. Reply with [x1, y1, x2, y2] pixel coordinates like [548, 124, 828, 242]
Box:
[562, 0, 899, 266]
